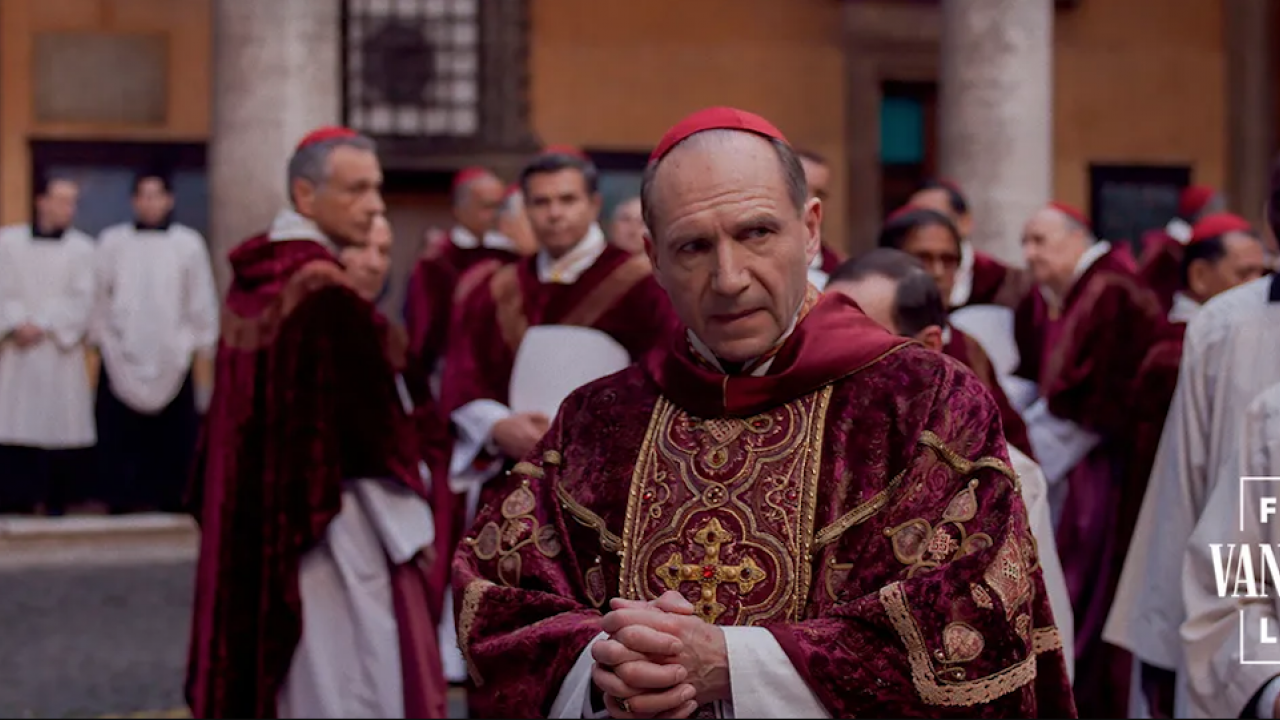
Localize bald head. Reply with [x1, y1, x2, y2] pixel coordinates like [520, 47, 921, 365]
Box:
[1022, 205, 1095, 296]
[453, 170, 505, 238]
[640, 128, 822, 363]
[827, 248, 947, 350]
[641, 130, 809, 236]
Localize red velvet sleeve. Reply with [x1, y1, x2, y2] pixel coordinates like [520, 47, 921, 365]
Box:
[403, 256, 458, 374]
[451, 389, 606, 718]
[1041, 276, 1164, 438]
[766, 364, 1076, 718]
[438, 274, 516, 416]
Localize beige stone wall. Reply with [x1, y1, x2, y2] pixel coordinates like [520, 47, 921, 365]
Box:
[0, 0, 212, 224]
[1053, 0, 1226, 209]
[528, 0, 849, 253]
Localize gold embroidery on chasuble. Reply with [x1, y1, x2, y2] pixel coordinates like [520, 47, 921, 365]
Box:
[619, 387, 833, 625]
[464, 479, 563, 588]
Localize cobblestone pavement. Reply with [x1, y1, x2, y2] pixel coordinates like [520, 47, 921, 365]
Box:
[0, 544, 469, 718]
[0, 558, 195, 718]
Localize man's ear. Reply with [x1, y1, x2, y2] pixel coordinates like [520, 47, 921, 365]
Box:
[803, 197, 823, 263]
[590, 192, 604, 220]
[291, 177, 317, 216]
[957, 212, 974, 240]
[916, 324, 945, 353]
[1186, 258, 1212, 299]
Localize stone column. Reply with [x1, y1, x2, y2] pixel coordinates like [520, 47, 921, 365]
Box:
[1225, 0, 1274, 226]
[209, 0, 342, 293]
[939, 0, 1053, 267]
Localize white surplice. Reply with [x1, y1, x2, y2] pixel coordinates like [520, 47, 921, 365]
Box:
[1105, 274, 1280, 717]
[277, 477, 436, 719]
[1180, 381, 1280, 718]
[1009, 445, 1075, 681]
[92, 222, 220, 413]
[0, 224, 96, 447]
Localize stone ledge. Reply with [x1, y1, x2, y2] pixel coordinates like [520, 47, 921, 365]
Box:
[0, 512, 197, 540]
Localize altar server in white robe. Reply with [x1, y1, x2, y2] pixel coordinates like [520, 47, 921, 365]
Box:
[1106, 269, 1280, 718]
[1179, 379, 1280, 718]
[92, 172, 219, 514]
[0, 176, 96, 514]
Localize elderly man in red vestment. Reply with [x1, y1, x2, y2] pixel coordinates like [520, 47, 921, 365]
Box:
[1011, 200, 1164, 718]
[403, 166, 521, 384]
[909, 179, 1031, 309]
[452, 107, 1076, 719]
[186, 127, 446, 719]
[1111, 212, 1264, 717]
[1137, 184, 1226, 315]
[874, 205, 1034, 459]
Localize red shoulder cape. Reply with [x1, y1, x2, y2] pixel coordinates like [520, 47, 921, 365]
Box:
[644, 292, 910, 417]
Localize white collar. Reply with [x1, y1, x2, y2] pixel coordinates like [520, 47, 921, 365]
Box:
[1168, 291, 1202, 323]
[941, 324, 953, 346]
[808, 252, 823, 270]
[1166, 218, 1193, 245]
[686, 293, 808, 377]
[950, 240, 976, 307]
[1041, 240, 1111, 309]
[451, 225, 520, 253]
[536, 223, 606, 284]
[268, 209, 336, 254]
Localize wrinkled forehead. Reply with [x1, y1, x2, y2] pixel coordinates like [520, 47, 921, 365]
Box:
[649, 131, 789, 230]
[1025, 208, 1069, 237]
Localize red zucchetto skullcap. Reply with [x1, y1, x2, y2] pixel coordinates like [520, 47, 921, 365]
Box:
[541, 144, 588, 159]
[452, 166, 492, 192]
[649, 107, 789, 165]
[1048, 201, 1090, 228]
[295, 126, 358, 153]
[1179, 185, 1218, 219]
[1190, 212, 1252, 243]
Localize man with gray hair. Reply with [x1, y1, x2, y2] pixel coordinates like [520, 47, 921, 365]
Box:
[1012, 200, 1164, 718]
[187, 126, 446, 719]
[404, 166, 521, 384]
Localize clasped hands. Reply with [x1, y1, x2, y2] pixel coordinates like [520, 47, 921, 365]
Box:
[591, 591, 730, 719]
[9, 323, 44, 348]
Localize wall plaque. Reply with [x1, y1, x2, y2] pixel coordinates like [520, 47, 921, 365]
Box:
[33, 32, 169, 126]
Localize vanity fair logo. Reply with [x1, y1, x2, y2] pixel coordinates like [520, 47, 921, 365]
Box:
[1208, 477, 1280, 665]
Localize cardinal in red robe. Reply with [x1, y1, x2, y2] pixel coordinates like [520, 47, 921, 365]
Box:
[402, 166, 524, 384]
[186, 128, 445, 719]
[453, 107, 1075, 720]
[874, 205, 1034, 459]
[1137, 184, 1225, 315]
[909, 179, 1031, 309]
[1013, 200, 1165, 718]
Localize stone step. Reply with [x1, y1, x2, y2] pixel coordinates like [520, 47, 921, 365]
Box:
[0, 513, 199, 570]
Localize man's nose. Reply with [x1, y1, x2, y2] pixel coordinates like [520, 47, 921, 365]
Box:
[710, 242, 751, 295]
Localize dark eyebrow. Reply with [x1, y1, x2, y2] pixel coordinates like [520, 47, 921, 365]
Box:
[729, 214, 783, 236]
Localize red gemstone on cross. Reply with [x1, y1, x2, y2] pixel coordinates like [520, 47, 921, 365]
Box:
[702, 565, 715, 579]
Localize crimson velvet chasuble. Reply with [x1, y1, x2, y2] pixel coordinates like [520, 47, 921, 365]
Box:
[453, 293, 1076, 718]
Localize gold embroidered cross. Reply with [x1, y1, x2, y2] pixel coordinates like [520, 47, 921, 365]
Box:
[656, 518, 765, 623]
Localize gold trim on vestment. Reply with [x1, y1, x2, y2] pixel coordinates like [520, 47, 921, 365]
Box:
[812, 467, 907, 550]
[556, 483, 623, 554]
[457, 578, 494, 687]
[918, 430, 1017, 486]
[618, 386, 833, 625]
[879, 582, 1041, 706]
[559, 254, 654, 328]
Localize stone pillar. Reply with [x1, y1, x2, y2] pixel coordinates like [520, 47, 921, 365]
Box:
[939, 0, 1053, 267]
[1225, 0, 1274, 226]
[209, 0, 342, 293]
